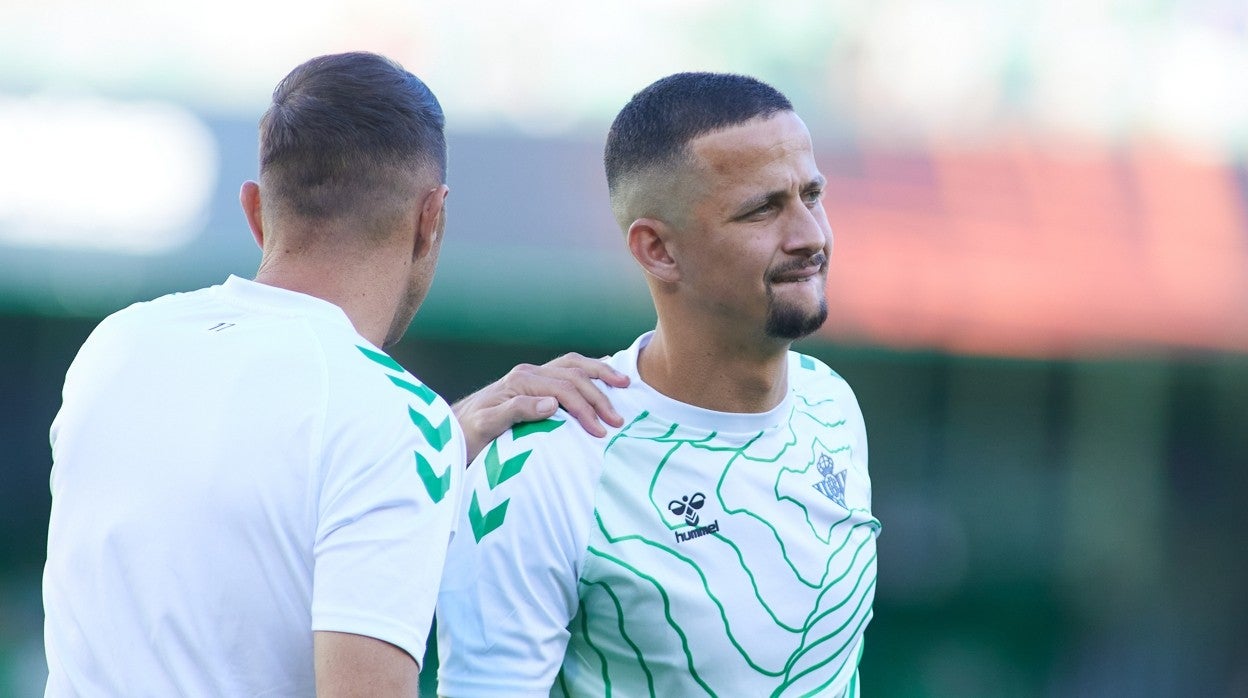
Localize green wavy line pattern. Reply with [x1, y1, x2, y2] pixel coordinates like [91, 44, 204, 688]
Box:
[560, 371, 878, 697]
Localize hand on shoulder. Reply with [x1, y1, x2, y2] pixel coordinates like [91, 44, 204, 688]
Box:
[452, 352, 630, 461]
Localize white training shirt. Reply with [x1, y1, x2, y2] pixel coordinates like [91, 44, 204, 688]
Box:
[437, 332, 879, 698]
[44, 275, 464, 697]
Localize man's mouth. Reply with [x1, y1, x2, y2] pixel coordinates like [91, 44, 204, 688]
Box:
[769, 254, 827, 284]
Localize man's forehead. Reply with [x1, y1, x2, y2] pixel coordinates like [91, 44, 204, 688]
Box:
[687, 111, 818, 179]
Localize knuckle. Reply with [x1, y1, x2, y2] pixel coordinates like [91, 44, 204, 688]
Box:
[508, 363, 537, 377]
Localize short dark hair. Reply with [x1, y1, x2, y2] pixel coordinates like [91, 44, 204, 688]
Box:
[603, 72, 792, 194]
[259, 51, 446, 221]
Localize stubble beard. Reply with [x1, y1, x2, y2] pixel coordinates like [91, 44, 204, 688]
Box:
[763, 254, 829, 340]
[382, 280, 423, 349]
[764, 291, 828, 340]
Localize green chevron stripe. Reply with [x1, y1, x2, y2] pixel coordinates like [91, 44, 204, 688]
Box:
[484, 440, 532, 489]
[408, 406, 452, 451]
[511, 418, 564, 440]
[468, 491, 509, 542]
[388, 375, 437, 405]
[356, 345, 404, 372]
[799, 355, 815, 370]
[414, 451, 451, 503]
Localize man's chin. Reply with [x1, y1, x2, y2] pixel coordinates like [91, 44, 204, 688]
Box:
[764, 299, 828, 340]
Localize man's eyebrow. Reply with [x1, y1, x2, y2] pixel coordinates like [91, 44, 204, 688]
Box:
[732, 175, 828, 218]
[732, 190, 786, 218]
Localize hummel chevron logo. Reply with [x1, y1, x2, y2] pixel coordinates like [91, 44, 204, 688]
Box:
[387, 375, 437, 405]
[469, 492, 509, 542]
[357, 345, 454, 502]
[484, 440, 531, 489]
[468, 418, 565, 543]
[356, 346, 436, 406]
[357, 345, 405, 372]
[408, 406, 452, 452]
[415, 451, 451, 503]
[511, 418, 564, 439]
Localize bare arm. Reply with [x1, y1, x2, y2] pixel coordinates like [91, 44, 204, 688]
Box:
[314, 631, 419, 698]
[452, 352, 630, 461]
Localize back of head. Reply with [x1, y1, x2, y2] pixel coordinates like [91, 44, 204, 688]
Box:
[603, 72, 792, 229]
[259, 52, 447, 233]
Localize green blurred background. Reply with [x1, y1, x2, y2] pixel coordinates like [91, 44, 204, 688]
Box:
[2, 1, 1246, 696]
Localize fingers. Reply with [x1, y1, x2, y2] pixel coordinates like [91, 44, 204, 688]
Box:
[502, 356, 625, 435]
[507, 371, 611, 438]
[543, 352, 630, 389]
[502, 395, 558, 424]
[453, 353, 628, 460]
[541, 353, 629, 430]
[460, 396, 558, 462]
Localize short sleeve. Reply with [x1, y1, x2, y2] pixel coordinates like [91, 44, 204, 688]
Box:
[312, 359, 464, 666]
[436, 418, 598, 698]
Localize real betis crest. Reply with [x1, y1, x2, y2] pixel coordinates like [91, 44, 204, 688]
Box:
[813, 451, 848, 508]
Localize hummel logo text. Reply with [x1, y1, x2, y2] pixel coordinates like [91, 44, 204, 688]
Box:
[669, 492, 719, 544]
[675, 520, 719, 544]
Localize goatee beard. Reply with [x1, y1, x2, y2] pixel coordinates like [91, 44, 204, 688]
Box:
[764, 296, 828, 340]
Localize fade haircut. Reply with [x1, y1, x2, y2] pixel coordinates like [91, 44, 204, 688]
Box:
[258, 52, 446, 228]
[603, 72, 792, 229]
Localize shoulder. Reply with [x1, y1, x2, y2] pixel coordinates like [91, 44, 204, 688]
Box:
[789, 351, 858, 399]
[84, 287, 210, 336]
[471, 413, 602, 486]
[305, 328, 445, 413]
[788, 350, 867, 432]
[327, 342, 460, 447]
[64, 287, 223, 381]
[460, 413, 605, 536]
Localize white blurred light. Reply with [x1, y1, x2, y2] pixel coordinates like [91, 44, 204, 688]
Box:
[0, 0, 1245, 155]
[856, 1, 1010, 138]
[0, 94, 217, 254]
[1149, 24, 1248, 156]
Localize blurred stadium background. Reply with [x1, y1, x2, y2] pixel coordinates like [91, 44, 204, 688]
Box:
[2, 1, 1246, 695]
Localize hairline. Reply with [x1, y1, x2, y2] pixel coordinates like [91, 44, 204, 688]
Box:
[608, 110, 795, 233]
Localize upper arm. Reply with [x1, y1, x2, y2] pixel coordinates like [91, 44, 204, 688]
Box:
[313, 355, 465, 671]
[313, 630, 419, 698]
[436, 420, 597, 698]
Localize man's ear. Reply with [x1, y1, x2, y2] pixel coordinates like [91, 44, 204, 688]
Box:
[413, 184, 450, 261]
[627, 218, 680, 283]
[240, 181, 265, 250]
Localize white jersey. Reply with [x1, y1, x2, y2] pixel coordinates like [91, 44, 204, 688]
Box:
[44, 275, 463, 697]
[437, 332, 878, 698]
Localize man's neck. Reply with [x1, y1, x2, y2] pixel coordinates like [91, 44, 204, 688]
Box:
[253, 250, 405, 349]
[637, 325, 791, 414]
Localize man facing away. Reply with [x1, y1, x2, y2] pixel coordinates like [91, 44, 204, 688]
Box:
[43, 52, 624, 697]
[436, 72, 881, 697]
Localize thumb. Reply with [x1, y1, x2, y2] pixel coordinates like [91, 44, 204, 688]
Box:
[462, 396, 559, 462]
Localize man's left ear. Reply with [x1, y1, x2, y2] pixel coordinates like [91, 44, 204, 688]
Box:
[413, 184, 449, 261]
[240, 181, 265, 250]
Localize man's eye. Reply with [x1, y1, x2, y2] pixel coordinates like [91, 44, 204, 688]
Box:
[803, 189, 824, 206]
